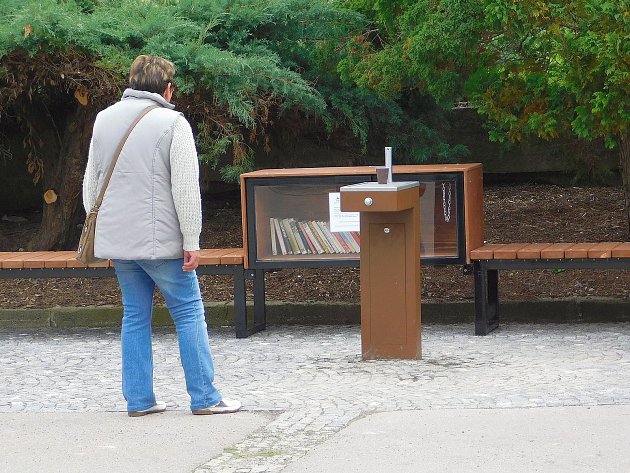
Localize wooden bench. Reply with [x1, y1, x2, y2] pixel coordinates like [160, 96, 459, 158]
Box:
[0, 249, 265, 338]
[470, 242, 630, 335]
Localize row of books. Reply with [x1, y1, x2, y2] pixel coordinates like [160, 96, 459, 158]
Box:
[270, 218, 360, 256]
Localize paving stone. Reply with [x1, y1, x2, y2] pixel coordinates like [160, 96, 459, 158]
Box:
[1, 323, 629, 472]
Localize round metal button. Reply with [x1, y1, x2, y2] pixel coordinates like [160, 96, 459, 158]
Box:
[384, 227, 390, 234]
[364, 197, 373, 206]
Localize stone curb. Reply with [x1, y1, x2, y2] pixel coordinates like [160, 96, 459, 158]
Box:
[1, 298, 629, 329]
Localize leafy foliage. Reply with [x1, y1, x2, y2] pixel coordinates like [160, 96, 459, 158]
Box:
[0, 0, 471, 187]
[0, 0, 364, 177]
[477, 0, 629, 148]
[338, 0, 472, 163]
[340, 0, 629, 151]
[340, 0, 484, 105]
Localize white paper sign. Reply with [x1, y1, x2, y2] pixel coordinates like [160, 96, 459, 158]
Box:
[329, 192, 360, 232]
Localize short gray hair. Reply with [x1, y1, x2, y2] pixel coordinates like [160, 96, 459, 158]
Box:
[128, 55, 175, 94]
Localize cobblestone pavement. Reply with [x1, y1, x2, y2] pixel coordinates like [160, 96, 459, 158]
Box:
[1, 323, 629, 472]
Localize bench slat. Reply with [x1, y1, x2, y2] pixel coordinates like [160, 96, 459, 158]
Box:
[471, 242, 630, 260]
[0, 252, 26, 269]
[0, 252, 50, 269]
[199, 249, 229, 265]
[539, 243, 575, 259]
[494, 243, 529, 260]
[470, 244, 503, 260]
[220, 249, 244, 265]
[611, 242, 630, 258]
[65, 257, 90, 268]
[0, 249, 244, 270]
[21, 251, 68, 269]
[587, 242, 623, 258]
[199, 248, 243, 265]
[44, 251, 86, 268]
[564, 243, 599, 259]
[516, 243, 553, 259]
[66, 257, 109, 268]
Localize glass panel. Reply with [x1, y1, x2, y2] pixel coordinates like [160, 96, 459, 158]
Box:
[254, 185, 361, 261]
[418, 178, 459, 258]
[250, 172, 462, 264]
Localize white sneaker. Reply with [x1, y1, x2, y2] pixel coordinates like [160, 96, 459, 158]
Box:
[192, 399, 242, 415]
[128, 401, 167, 417]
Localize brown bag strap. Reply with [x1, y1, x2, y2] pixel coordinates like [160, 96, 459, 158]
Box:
[93, 105, 160, 209]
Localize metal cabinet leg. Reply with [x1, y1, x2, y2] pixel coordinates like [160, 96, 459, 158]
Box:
[234, 269, 266, 338]
[253, 269, 266, 332]
[233, 269, 248, 338]
[474, 261, 499, 335]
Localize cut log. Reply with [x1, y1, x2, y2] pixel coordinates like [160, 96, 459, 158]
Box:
[43, 189, 58, 204]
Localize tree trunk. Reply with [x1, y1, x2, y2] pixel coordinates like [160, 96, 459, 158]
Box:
[619, 130, 630, 238]
[27, 105, 96, 250]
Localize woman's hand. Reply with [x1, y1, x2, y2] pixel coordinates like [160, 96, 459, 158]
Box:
[183, 250, 200, 271]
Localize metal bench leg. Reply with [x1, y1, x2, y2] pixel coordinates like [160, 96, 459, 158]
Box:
[474, 261, 499, 335]
[488, 267, 499, 331]
[233, 269, 248, 338]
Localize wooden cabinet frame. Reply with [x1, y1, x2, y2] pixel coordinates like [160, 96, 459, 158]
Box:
[240, 164, 483, 269]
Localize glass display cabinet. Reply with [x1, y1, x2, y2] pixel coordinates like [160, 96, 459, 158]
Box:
[240, 164, 483, 269]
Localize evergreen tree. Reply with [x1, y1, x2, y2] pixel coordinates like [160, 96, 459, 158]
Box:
[0, 0, 360, 249]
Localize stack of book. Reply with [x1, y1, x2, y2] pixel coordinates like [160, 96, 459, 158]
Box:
[269, 217, 360, 256]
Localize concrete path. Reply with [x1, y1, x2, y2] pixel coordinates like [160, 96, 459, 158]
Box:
[283, 406, 630, 473]
[1, 322, 629, 472]
[0, 411, 270, 473]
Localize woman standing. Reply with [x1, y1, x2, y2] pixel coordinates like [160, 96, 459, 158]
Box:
[83, 55, 241, 417]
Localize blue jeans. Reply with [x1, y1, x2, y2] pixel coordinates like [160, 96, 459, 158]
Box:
[112, 259, 222, 412]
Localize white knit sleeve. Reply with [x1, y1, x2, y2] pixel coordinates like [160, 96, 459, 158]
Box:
[82, 139, 98, 213]
[170, 116, 202, 251]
